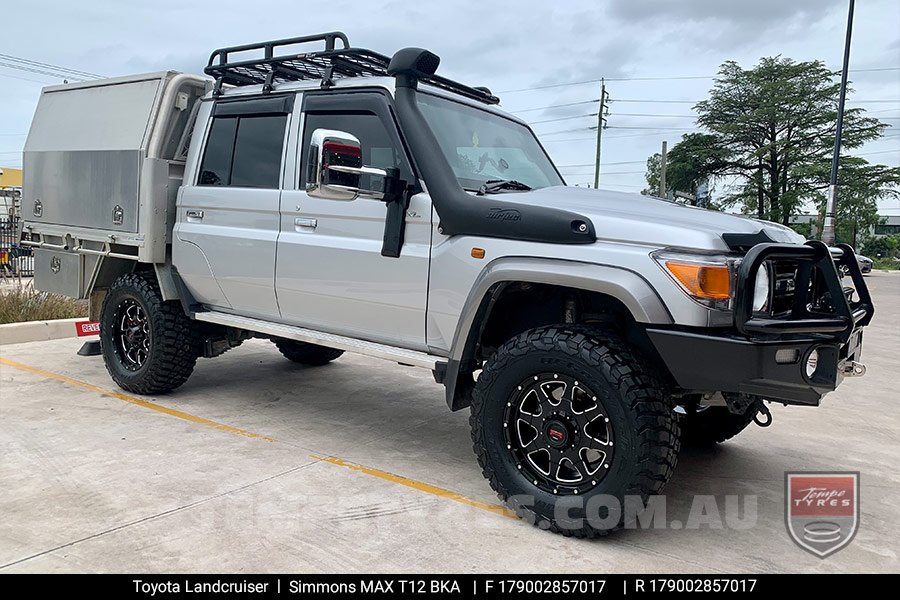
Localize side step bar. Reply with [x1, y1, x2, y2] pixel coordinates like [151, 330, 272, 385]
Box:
[193, 311, 447, 371]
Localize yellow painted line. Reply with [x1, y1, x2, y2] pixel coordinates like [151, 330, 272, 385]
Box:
[0, 356, 514, 517]
[312, 454, 516, 519]
[0, 357, 274, 442]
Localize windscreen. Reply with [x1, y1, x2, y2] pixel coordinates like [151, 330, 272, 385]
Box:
[416, 93, 564, 191]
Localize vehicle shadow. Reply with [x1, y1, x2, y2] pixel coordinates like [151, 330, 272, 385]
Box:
[177, 340, 781, 535]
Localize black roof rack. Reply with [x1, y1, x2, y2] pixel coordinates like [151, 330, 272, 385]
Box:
[204, 31, 500, 105]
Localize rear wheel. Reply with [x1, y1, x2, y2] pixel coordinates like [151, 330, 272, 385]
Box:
[679, 404, 758, 446]
[273, 339, 344, 366]
[470, 325, 680, 537]
[100, 271, 201, 394]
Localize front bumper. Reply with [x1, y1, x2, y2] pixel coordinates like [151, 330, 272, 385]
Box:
[648, 241, 873, 406]
[647, 327, 864, 405]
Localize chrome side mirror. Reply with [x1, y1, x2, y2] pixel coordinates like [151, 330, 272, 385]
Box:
[307, 128, 389, 200]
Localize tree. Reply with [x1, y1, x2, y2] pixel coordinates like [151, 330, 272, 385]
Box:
[813, 157, 900, 247]
[692, 57, 889, 224]
[862, 234, 900, 259]
[642, 152, 661, 196]
[641, 133, 726, 202]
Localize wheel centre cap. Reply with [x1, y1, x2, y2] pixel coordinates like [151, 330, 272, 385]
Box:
[544, 419, 570, 448]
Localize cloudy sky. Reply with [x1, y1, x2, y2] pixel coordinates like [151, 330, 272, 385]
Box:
[1, 0, 898, 211]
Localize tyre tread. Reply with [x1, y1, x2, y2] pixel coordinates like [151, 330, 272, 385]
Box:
[469, 325, 679, 538]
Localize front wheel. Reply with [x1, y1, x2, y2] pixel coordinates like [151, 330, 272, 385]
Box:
[470, 326, 680, 537]
[100, 271, 201, 394]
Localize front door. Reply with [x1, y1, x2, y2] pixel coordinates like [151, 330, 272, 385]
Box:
[276, 92, 431, 350]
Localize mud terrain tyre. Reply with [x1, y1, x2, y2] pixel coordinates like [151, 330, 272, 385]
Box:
[470, 325, 680, 537]
[273, 339, 344, 366]
[100, 271, 201, 394]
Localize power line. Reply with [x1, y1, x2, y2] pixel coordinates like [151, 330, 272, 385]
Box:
[543, 130, 697, 140]
[535, 127, 594, 136]
[541, 137, 597, 143]
[609, 112, 697, 118]
[0, 53, 103, 79]
[0, 60, 94, 81]
[856, 149, 899, 156]
[0, 70, 55, 85]
[610, 99, 698, 104]
[560, 170, 645, 175]
[605, 130, 700, 139]
[498, 67, 900, 94]
[558, 159, 648, 167]
[511, 100, 598, 114]
[528, 114, 595, 125]
[513, 95, 895, 119]
[603, 125, 702, 131]
[499, 76, 710, 94]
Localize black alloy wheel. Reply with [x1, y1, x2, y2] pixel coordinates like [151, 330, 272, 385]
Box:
[100, 271, 201, 394]
[113, 298, 151, 371]
[504, 373, 613, 495]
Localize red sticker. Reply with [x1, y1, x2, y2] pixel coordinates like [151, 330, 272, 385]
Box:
[75, 321, 100, 336]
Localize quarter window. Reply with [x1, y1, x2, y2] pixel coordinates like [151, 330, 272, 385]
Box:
[198, 114, 287, 188]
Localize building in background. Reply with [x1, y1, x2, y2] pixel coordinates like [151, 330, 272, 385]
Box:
[790, 213, 900, 240]
[1, 167, 23, 219]
[0, 166, 23, 188]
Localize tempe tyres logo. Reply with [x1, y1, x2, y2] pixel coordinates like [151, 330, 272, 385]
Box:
[785, 472, 859, 558]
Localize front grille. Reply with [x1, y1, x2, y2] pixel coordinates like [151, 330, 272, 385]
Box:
[770, 261, 799, 315]
[733, 241, 871, 341]
[766, 256, 851, 318]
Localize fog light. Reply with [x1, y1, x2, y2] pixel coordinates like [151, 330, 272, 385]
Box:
[805, 349, 819, 378]
[775, 348, 800, 364]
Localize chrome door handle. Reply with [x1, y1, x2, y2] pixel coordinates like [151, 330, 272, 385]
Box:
[295, 217, 317, 231]
[185, 209, 204, 219]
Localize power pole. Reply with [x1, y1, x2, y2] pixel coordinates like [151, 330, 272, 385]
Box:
[659, 140, 668, 198]
[593, 79, 609, 189]
[823, 0, 856, 246]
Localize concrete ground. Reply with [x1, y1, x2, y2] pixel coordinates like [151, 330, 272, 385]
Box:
[1, 273, 897, 573]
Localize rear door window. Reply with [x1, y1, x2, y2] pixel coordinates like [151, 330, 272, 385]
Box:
[198, 112, 287, 188]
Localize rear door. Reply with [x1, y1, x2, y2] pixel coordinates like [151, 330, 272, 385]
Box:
[174, 95, 293, 318]
[276, 91, 432, 349]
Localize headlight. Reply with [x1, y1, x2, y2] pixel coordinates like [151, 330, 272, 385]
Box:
[751, 264, 770, 312]
[653, 250, 736, 310]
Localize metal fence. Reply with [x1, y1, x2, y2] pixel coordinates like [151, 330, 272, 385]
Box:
[0, 215, 34, 278]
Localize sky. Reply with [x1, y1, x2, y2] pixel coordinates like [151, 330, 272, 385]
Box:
[1, 0, 898, 212]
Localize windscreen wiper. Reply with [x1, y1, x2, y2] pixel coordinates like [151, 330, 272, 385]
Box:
[476, 179, 533, 195]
